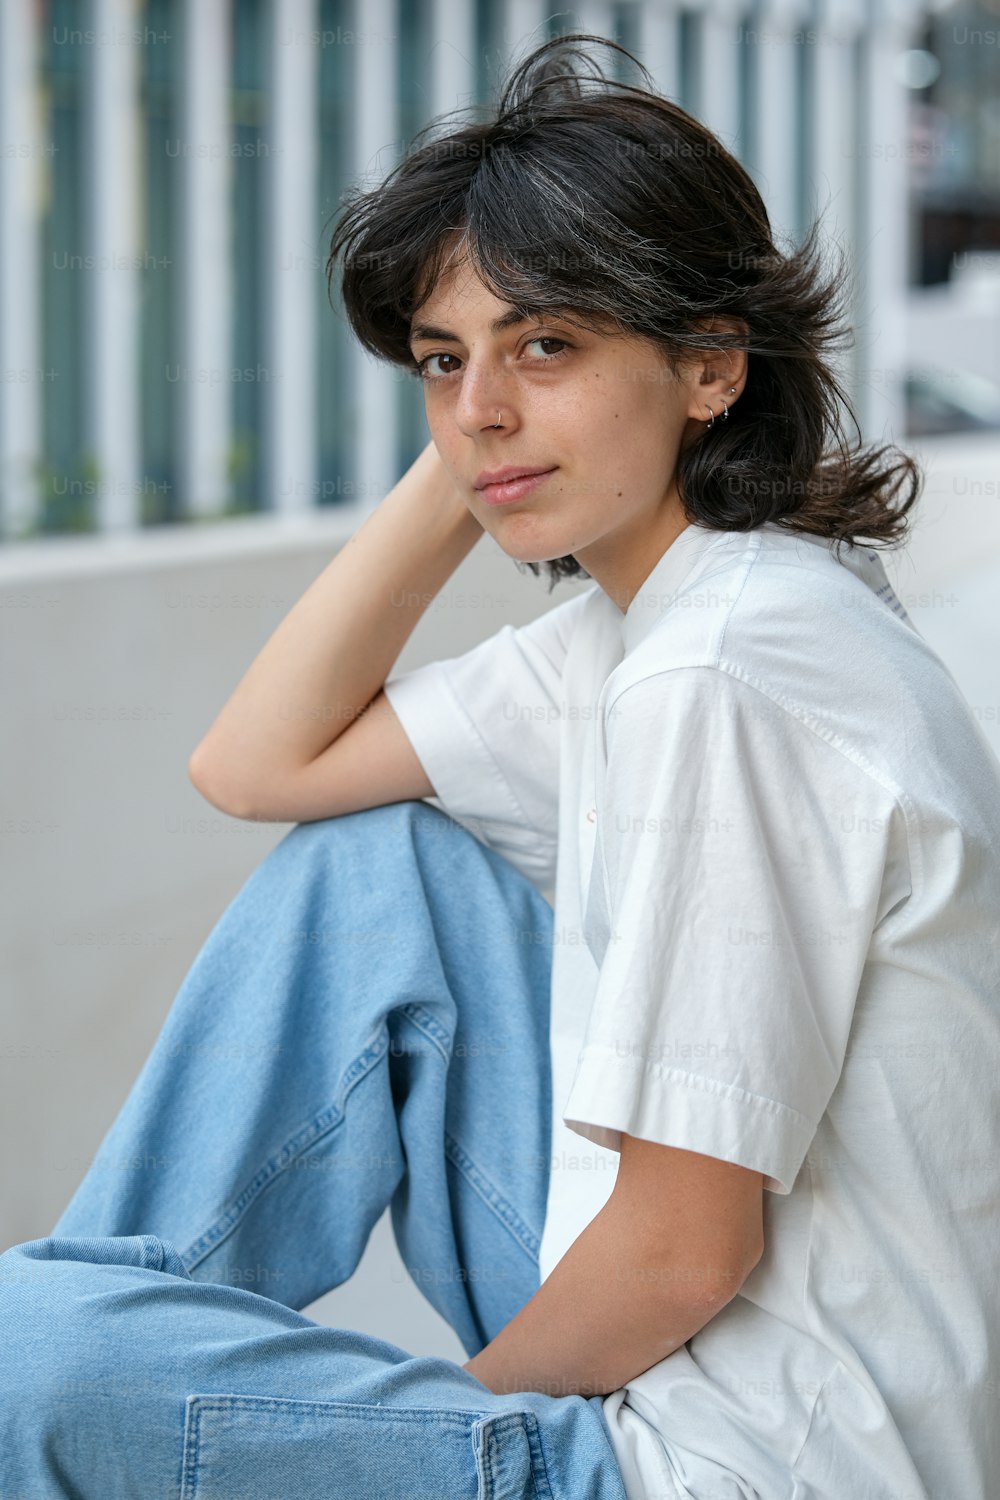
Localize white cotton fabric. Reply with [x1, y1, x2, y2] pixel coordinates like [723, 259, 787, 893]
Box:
[383, 520, 1000, 1500]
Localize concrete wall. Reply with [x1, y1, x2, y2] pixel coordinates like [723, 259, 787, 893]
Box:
[3, 430, 999, 1358]
[0, 513, 581, 1358]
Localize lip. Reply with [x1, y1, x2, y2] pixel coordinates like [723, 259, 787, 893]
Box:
[475, 465, 558, 506]
[474, 464, 556, 490]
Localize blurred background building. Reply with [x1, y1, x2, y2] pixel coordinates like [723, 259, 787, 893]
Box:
[3, 0, 999, 1358]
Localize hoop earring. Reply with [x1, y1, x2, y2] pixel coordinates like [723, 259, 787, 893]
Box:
[705, 386, 738, 430]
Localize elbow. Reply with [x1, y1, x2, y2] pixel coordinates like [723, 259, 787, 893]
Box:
[741, 1222, 766, 1284]
[714, 1235, 765, 1309]
[187, 744, 259, 822]
[673, 1239, 764, 1326]
[715, 1232, 765, 1304]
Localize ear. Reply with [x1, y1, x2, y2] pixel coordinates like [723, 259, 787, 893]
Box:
[681, 316, 749, 427]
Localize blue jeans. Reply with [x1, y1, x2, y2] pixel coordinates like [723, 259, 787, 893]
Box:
[1, 801, 628, 1498]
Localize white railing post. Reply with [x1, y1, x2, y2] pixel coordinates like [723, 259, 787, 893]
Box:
[753, 0, 814, 250]
[430, 0, 477, 116]
[0, 1, 42, 539]
[854, 0, 922, 442]
[350, 0, 401, 518]
[812, 0, 868, 424]
[570, 3, 616, 46]
[85, 0, 142, 531]
[637, 2, 681, 104]
[697, 0, 744, 153]
[179, 0, 232, 519]
[504, 1, 550, 70]
[265, 0, 319, 514]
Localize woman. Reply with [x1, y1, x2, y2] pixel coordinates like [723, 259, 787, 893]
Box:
[5, 33, 999, 1500]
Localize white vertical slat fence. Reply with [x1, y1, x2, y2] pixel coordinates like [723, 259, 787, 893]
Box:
[179, 0, 233, 518]
[266, 0, 319, 513]
[857, 0, 918, 440]
[86, 0, 142, 530]
[812, 0, 868, 421]
[637, 3, 681, 103]
[0, 0, 922, 543]
[696, 0, 742, 152]
[350, 0, 401, 521]
[754, 0, 813, 251]
[0, 0, 42, 540]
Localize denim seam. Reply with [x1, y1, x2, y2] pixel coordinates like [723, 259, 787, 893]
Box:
[395, 1004, 543, 1265]
[474, 1411, 549, 1500]
[180, 1395, 202, 1499]
[444, 1132, 541, 1264]
[184, 1393, 490, 1425]
[396, 999, 453, 1062]
[485, 1420, 500, 1495]
[521, 1410, 555, 1499]
[183, 1394, 502, 1493]
[179, 1028, 391, 1273]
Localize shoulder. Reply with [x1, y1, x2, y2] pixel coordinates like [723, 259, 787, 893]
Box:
[603, 663, 906, 829]
[611, 529, 920, 712]
[604, 661, 820, 752]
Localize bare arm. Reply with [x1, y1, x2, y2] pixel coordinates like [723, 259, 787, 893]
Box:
[463, 1136, 764, 1398]
[188, 440, 484, 819]
[460, 1200, 741, 1398]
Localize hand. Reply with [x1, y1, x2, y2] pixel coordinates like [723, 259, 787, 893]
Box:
[417, 439, 484, 531]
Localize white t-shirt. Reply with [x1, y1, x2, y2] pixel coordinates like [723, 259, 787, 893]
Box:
[383, 520, 1000, 1500]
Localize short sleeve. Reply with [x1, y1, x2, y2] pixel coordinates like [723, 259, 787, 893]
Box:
[562, 665, 909, 1194]
[383, 585, 597, 898]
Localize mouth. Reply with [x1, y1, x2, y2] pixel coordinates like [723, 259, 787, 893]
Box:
[476, 468, 558, 506]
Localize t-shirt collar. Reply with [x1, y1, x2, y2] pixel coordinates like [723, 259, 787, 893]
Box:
[618, 522, 729, 653]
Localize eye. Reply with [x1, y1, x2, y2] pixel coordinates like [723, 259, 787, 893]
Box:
[527, 336, 571, 363]
[414, 336, 572, 381]
[415, 352, 461, 380]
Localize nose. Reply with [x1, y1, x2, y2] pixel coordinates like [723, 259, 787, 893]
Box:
[451, 356, 517, 436]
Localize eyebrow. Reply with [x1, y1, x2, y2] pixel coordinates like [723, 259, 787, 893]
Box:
[408, 306, 533, 349]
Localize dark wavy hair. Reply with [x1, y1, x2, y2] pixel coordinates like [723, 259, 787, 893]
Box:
[326, 31, 922, 591]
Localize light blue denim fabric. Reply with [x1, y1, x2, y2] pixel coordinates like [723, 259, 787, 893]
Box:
[1, 801, 628, 1499]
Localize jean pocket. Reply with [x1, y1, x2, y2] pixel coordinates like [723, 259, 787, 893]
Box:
[179, 1393, 551, 1499]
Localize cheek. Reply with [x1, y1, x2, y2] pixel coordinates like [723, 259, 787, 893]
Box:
[424, 420, 461, 469]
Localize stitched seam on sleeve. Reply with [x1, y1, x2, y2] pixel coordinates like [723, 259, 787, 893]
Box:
[604, 662, 917, 912]
[577, 1042, 814, 1130]
[714, 533, 761, 665]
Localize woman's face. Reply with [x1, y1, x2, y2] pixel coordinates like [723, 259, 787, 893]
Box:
[408, 253, 743, 611]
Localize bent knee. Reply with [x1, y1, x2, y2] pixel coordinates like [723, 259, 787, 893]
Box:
[1, 1234, 190, 1382]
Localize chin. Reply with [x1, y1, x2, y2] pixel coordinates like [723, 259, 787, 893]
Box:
[494, 539, 570, 566]
[484, 518, 576, 567]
